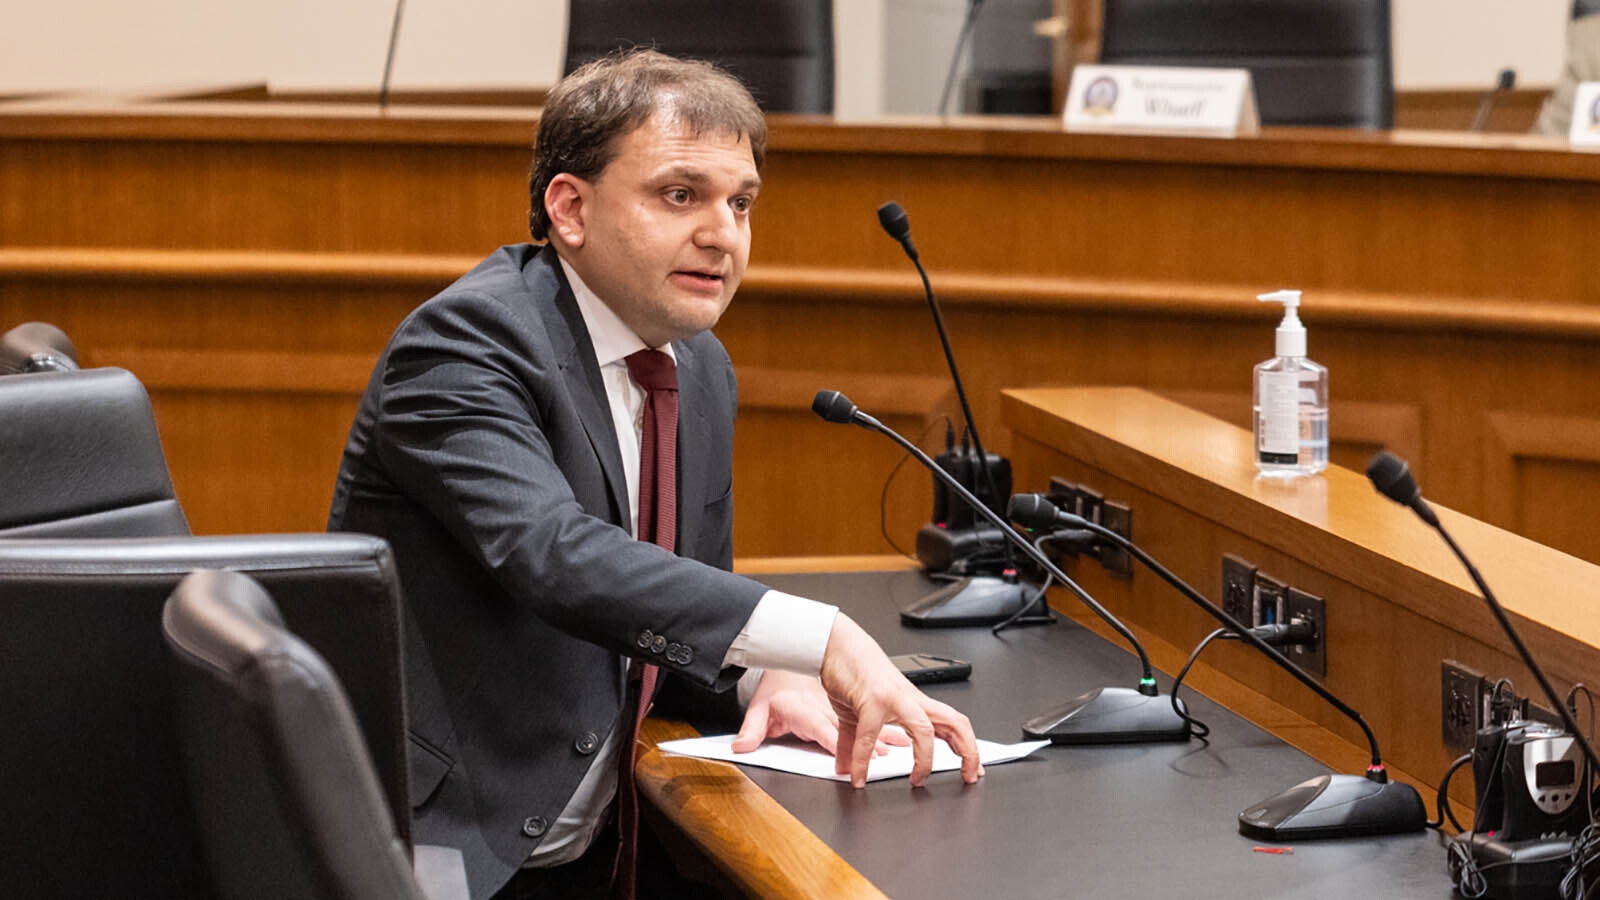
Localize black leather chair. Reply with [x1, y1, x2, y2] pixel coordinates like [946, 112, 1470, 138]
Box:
[1098, 0, 1394, 128]
[564, 0, 834, 113]
[0, 534, 411, 899]
[0, 367, 189, 537]
[163, 569, 465, 900]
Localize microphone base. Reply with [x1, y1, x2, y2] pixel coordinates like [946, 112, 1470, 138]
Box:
[901, 575, 1045, 628]
[1237, 774, 1426, 841]
[1022, 686, 1191, 745]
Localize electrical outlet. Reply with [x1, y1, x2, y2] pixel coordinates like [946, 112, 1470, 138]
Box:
[1283, 587, 1327, 678]
[1047, 476, 1080, 517]
[1076, 485, 1104, 527]
[1043, 477, 1082, 564]
[1442, 661, 1486, 754]
[1221, 554, 1256, 626]
[1254, 573, 1287, 627]
[1097, 500, 1133, 580]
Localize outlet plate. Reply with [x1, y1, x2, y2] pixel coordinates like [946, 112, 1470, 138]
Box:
[1283, 587, 1326, 678]
[1221, 554, 1256, 626]
[1097, 500, 1133, 580]
[1441, 660, 1486, 754]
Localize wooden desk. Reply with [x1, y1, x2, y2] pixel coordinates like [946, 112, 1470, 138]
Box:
[4, 96, 1600, 566]
[638, 568, 1447, 900]
[637, 393, 1600, 897]
[1002, 386, 1600, 813]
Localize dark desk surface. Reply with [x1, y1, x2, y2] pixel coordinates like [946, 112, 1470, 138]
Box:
[749, 570, 1450, 899]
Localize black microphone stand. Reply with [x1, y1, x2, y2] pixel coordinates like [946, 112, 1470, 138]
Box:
[877, 202, 1044, 629]
[1367, 451, 1600, 777]
[1008, 493, 1427, 840]
[815, 391, 1191, 744]
[378, 0, 406, 111]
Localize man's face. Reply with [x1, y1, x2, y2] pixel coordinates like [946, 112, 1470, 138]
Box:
[555, 113, 761, 348]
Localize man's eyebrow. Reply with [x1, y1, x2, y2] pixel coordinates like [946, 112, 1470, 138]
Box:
[655, 165, 762, 192]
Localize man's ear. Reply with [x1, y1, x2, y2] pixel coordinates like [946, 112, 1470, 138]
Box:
[545, 173, 588, 248]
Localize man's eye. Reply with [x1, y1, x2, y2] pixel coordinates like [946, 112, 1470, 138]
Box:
[732, 196, 753, 214]
[666, 189, 691, 204]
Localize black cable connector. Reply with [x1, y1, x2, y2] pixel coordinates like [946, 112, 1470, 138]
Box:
[1228, 618, 1318, 648]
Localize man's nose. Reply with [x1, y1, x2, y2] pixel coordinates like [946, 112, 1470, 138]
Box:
[694, 203, 741, 250]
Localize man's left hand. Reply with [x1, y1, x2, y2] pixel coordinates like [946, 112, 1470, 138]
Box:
[732, 669, 909, 756]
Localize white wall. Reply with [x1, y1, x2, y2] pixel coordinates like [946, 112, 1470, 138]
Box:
[0, 1, 1580, 105]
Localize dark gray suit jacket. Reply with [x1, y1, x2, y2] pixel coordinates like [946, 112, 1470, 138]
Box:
[329, 243, 768, 898]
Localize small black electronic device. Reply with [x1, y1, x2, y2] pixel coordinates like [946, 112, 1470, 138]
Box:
[1451, 718, 1593, 897]
[1479, 721, 1591, 840]
[891, 653, 972, 685]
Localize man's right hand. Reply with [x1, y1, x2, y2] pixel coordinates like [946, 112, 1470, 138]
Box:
[818, 613, 983, 788]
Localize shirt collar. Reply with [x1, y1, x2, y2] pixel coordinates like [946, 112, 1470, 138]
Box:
[558, 255, 676, 369]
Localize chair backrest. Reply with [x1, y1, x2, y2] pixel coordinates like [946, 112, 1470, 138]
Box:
[0, 367, 189, 537]
[0, 534, 409, 899]
[1098, 0, 1394, 128]
[564, 0, 834, 113]
[163, 569, 424, 900]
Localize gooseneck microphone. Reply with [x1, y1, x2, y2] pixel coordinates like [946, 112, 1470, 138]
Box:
[1367, 450, 1600, 778]
[1008, 493, 1427, 840]
[377, 0, 407, 110]
[0, 322, 79, 374]
[814, 391, 1191, 744]
[877, 201, 1031, 628]
[1470, 68, 1517, 132]
[937, 0, 988, 117]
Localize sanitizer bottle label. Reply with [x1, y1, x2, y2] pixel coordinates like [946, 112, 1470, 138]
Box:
[1258, 371, 1299, 463]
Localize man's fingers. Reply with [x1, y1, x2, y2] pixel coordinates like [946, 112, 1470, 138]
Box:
[903, 715, 936, 787]
[835, 718, 858, 777]
[731, 701, 770, 754]
[927, 700, 983, 783]
[850, 719, 884, 788]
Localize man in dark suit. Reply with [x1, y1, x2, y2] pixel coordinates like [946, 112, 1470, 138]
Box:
[329, 50, 981, 900]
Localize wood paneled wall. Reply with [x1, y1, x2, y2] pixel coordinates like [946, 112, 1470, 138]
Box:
[3, 96, 1598, 564]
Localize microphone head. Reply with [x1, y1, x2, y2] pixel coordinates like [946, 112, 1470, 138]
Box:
[1366, 451, 1421, 508]
[1006, 493, 1060, 531]
[1496, 68, 1516, 90]
[811, 390, 858, 424]
[876, 202, 912, 243]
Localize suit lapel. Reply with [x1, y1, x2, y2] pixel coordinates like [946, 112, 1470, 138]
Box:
[528, 248, 633, 531]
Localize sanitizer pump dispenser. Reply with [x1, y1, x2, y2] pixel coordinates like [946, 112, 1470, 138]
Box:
[1252, 290, 1328, 477]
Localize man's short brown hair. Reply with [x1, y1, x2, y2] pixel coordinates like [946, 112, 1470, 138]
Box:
[528, 49, 767, 241]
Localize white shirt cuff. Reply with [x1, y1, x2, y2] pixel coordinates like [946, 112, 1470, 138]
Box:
[723, 590, 837, 677]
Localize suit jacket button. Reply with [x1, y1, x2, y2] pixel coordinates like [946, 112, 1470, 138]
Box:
[677, 645, 693, 665]
[649, 634, 667, 654]
[575, 731, 600, 755]
[636, 629, 653, 650]
[522, 816, 548, 838]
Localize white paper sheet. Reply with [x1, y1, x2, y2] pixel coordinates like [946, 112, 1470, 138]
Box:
[657, 734, 1050, 783]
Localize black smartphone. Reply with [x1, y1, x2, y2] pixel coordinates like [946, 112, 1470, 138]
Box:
[891, 653, 972, 685]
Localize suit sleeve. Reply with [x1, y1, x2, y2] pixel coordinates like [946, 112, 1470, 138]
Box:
[367, 290, 764, 691]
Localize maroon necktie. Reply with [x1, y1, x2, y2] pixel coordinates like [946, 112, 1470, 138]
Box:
[614, 349, 677, 900]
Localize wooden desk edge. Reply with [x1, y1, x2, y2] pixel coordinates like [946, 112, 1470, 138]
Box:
[637, 718, 888, 900]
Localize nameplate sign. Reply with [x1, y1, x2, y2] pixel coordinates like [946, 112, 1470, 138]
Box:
[1064, 65, 1259, 137]
[1569, 82, 1600, 148]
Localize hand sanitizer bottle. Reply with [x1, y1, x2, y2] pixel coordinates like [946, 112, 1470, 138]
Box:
[1253, 290, 1328, 477]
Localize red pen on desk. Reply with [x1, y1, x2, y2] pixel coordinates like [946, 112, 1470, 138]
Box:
[1252, 846, 1294, 855]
